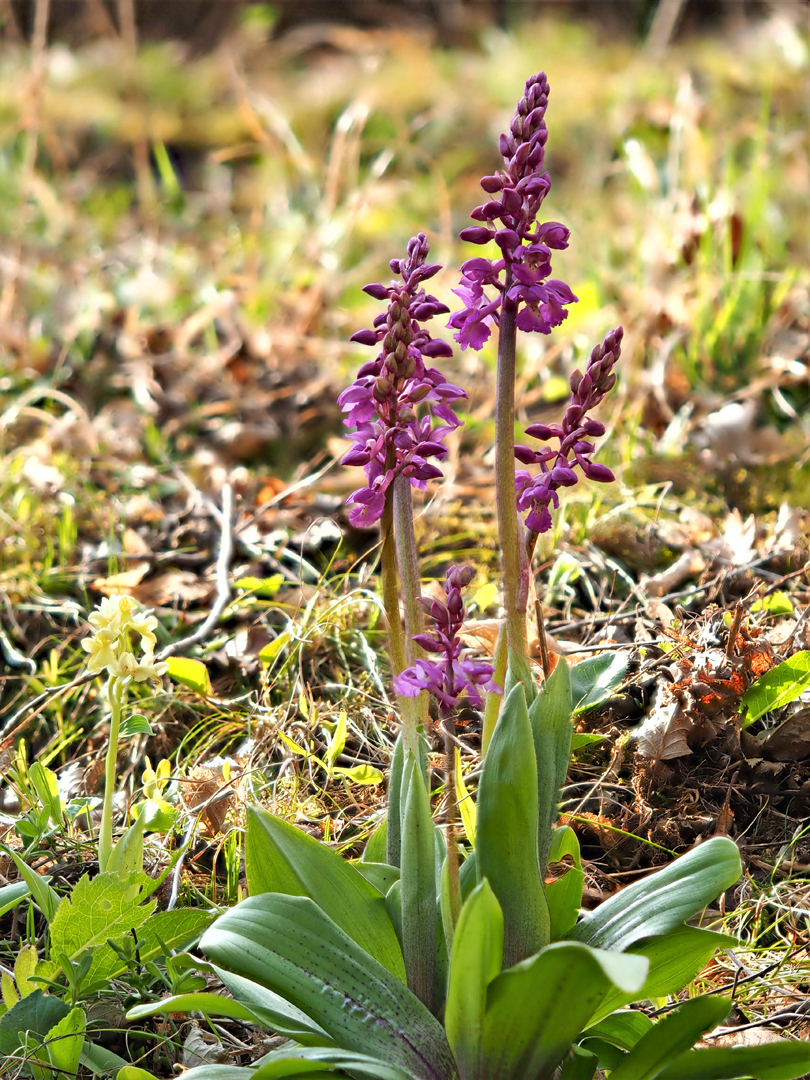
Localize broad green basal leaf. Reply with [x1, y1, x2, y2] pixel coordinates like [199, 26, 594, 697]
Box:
[608, 996, 731, 1080]
[571, 652, 630, 715]
[200, 893, 455, 1080]
[741, 651, 810, 727]
[567, 837, 741, 952]
[588, 926, 737, 1026]
[480, 942, 648, 1080]
[656, 1041, 810, 1080]
[245, 805, 404, 980]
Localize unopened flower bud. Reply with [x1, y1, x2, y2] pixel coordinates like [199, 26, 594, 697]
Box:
[480, 174, 504, 193]
[374, 377, 392, 401]
[363, 283, 389, 301]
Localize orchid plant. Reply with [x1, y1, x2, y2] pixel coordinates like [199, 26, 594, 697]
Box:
[81, 593, 167, 874]
[121, 72, 810, 1080]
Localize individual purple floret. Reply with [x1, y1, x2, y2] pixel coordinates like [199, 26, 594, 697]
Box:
[515, 326, 623, 533]
[448, 72, 577, 351]
[394, 565, 501, 713]
[339, 234, 467, 527]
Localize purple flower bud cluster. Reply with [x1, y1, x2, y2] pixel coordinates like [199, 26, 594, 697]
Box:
[515, 326, 623, 533]
[448, 72, 577, 351]
[339, 234, 467, 527]
[394, 565, 501, 714]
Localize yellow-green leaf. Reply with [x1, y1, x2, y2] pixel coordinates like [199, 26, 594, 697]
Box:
[454, 748, 476, 845]
[335, 764, 384, 785]
[165, 657, 212, 695]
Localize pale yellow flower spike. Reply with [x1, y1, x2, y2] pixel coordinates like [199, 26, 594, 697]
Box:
[81, 628, 119, 673]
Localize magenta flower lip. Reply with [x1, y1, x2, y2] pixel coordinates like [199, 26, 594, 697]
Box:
[394, 565, 501, 715]
[341, 234, 466, 528]
[516, 326, 624, 533]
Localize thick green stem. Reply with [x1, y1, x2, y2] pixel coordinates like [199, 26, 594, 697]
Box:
[98, 679, 124, 873]
[443, 720, 461, 936]
[495, 299, 529, 659]
[380, 496, 419, 754]
[392, 474, 428, 727]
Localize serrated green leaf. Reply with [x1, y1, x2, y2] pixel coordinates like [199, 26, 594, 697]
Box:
[44, 1005, 85, 1077]
[400, 750, 437, 1010]
[334, 764, 384, 785]
[245, 806, 405, 980]
[480, 942, 648, 1080]
[165, 656, 212, 695]
[50, 872, 155, 967]
[609, 997, 731, 1080]
[741, 651, 810, 726]
[572, 652, 630, 714]
[656, 1042, 810, 1080]
[119, 713, 155, 738]
[89, 907, 213, 983]
[477, 683, 548, 966]
[199, 893, 455, 1080]
[445, 880, 503, 1080]
[567, 837, 741, 952]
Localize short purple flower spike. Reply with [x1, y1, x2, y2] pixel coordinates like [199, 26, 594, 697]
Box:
[394, 564, 501, 714]
[339, 234, 466, 527]
[515, 326, 623, 533]
[448, 72, 578, 351]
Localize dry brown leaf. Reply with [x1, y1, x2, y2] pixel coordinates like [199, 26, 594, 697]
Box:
[92, 564, 150, 596]
[635, 698, 692, 761]
[130, 572, 213, 607]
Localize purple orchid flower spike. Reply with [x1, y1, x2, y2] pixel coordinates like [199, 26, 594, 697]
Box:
[448, 72, 578, 351]
[395, 564, 501, 715]
[339, 234, 467, 528]
[515, 325, 623, 533]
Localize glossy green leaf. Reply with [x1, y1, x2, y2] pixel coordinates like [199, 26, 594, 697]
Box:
[245, 805, 404, 980]
[334, 763, 385, 784]
[567, 837, 741, 952]
[3, 850, 58, 923]
[560, 1045, 599, 1080]
[609, 996, 731, 1080]
[0, 882, 30, 920]
[480, 942, 649, 1080]
[656, 1042, 810, 1080]
[199, 893, 455, 1080]
[547, 826, 584, 940]
[570, 733, 607, 753]
[741, 651, 810, 726]
[589, 926, 738, 1026]
[165, 656, 212, 695]
[235, 574, 285, 598]
[528, 658, 573, 875]
[119, 712, 155, 738]
[354, 861, 400, 895]
[445, 880, 504, 1080]
[258, 629, 292, 666]
[750, 591, 793, 615]
[387, 735, 405, 868]
[399, 750, 437, 1009]
[476, 683, 548, 965]
[584, 1010, 653, 1051]
[504, 647, 539, 705]
[127, 979, 331, 1047]
[118, 1070, 161, 1080]
[50, 872, 155, 967]
[571, 652, 630, 714]
[28, 762, 61, 825]
[363, 818, 388, 864]
[248, 1045, 417, 1079]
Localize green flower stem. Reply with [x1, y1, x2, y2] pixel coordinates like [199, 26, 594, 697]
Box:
[443, 719, 461, 936]
[495, 298, 530, 661]
[392, 474, 429, 728]
[380, 496, 419, 754]
[98, 677, 125, 873]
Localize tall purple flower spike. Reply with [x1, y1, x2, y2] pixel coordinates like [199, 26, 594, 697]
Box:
[515, 326, 623, 533]
[448, 72, 578, 351]
[339, 234, 467, 527]
[394, 564, 501, 714]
